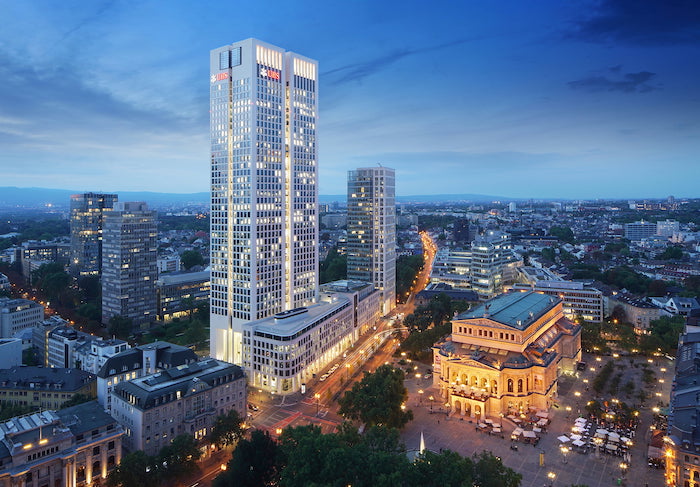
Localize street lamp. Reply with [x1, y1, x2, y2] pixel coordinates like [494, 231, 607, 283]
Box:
[429, 395, 434, 412]
[560, 445, 569, 464]
[418, 389, 424, 405]
[620, 462, 628, 480]
[314, 393, 320, 417]
[547, 471, 556, 486]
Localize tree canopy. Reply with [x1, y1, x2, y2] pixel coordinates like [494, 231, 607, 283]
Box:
[214, 423, 523, 487]
[338, 364, 413, 429]
[108, 315, 133, 339]
[209, 409, 244, 448]
[180, 249, 205, 270]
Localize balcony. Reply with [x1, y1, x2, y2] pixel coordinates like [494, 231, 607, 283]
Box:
[184, 407, 215, 422]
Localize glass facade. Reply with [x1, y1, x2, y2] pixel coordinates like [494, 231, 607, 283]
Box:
[209, 39, 318, 364]
[347, 167, 396, 315]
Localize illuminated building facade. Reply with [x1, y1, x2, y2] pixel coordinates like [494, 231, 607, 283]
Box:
[0, 402, 123, 487]
[69, 193, 118, 277]
[101, 202, 158, 326]
[665, 324, 700, 487]
[347, 166, 396, 315]
[209, 39, 319, 364]
[433, 291, 581, 418]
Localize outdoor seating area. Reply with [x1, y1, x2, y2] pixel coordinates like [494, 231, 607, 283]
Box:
[556, 416, 638, 461]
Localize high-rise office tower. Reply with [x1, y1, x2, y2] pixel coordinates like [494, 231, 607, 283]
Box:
[209, 39, 319, 364]
[69, 193, 118, 277]
[101, 202, 158, 326]
[347, 167, 396, 315]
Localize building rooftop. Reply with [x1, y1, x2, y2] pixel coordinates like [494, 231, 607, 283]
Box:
[113, 358, 243, 410]
[156, 270, 210, 286]
[97, 340, 197, 378]
[0, 366, 94, 392]
[248, 298, 351, 339]
[56, 400, 122, 436]
[457, 291, 559, 330]
[320, 280, 373, 293]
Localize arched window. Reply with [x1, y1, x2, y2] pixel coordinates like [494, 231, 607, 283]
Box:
[517, 379, 523, 393]
[507, 379, 513, 393]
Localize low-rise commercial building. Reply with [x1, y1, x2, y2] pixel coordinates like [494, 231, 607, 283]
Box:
[0, 401, 123, 487]
[433, 291, 581, 418]
[510, 267, 605, 322]
[155, 270, 210, 321]
[0, 367, 96, 410]
[0, 298, 44, 339]
[608, 294, 661, 334]
[111, 358, 245, 455]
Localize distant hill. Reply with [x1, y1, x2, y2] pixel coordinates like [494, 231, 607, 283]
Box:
[0, 187, 209, 209]
[0, 187, 537, 209]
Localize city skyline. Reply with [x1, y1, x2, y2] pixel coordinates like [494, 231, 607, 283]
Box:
[1, 1, 699, 199]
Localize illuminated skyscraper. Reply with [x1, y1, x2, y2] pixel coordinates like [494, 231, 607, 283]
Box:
[347, 166, 396, 315]
[209, 39, 318, 364]
[69, 193, 118, 277]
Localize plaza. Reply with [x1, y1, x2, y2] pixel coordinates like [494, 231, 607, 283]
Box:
[403, 351, 671, 487]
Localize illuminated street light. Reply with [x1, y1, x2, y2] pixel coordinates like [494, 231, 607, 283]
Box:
[547, 471, 556, 486]
[314, 393, 321, 416]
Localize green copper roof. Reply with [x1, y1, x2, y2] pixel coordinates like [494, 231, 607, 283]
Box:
[456, 291, 558, 330]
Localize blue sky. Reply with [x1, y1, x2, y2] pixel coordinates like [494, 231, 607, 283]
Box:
[0, 0, 698, 199]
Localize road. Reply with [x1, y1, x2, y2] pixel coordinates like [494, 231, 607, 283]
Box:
[189, 230, 438, 485]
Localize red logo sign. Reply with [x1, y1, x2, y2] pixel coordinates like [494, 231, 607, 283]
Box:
[210, 72, 229, 83]
[260, 67, 280, 80]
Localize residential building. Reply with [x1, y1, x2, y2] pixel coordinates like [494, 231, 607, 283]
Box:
[665, 325, 700, 487]
[96, 341, 198, 412]
[31, 316, 68, 367]
[0, 401, 123, 487]
[433, 291, 581, 418]
[0, 367, 95, 410]
[0, 297, 44, 338]
[101, 202, 158, 326]
[209, 39, 319, 364]
[0, 339, 22, 369]
[625, 221, 657, 241]
[19, 242, 70, 282]
[69, 192, 118, 277]
[155, 269, 210, 321]
[608, 293, 661, 334]
[347, 166, 397, 315]
[656, 219, 680, 237]
[46, 325, 129, 372]
[510, 267, 605, 322]
[111, 358, 246, 455]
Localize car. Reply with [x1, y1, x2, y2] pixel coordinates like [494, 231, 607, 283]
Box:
[248, 403, 259, 411]
[320, 374, 329, 381]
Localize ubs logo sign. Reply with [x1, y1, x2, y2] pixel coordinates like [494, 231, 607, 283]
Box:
[210, 72, 229, 83]
[259, 67, 281, 80]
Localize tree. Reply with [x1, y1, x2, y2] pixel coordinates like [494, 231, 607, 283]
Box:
[549, 226, 575, 243]
[214, 430, 281, 487]
[107, 450, 158, 487]
[470, 450, 522, 487]
[32, 262, 71, 306]
[61, 393, 92, 408]
[409, 449, 474, 487]
[180, 250, 205, 270]
[78, 274, 101, 301]
[658, 246, 683, 260]
[108, 315, 133, 339]
[319, 247, 347, 283]
[338, 364, 413, 429]
[158, 434, 201, 481]
[209, 409, 244, 448]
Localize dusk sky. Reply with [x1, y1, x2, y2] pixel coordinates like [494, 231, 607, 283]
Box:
[1, 0, 698, 199]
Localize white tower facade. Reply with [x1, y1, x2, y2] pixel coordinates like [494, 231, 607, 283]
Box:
[209, 39, 319, 364]
[347, 166, 396, 315]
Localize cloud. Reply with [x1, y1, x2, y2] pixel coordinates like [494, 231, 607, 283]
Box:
[568, 68, 660, 93]
[569, 0, 700, 45]
[322, 38, 477, 86]
[57, 0, 118, 44]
